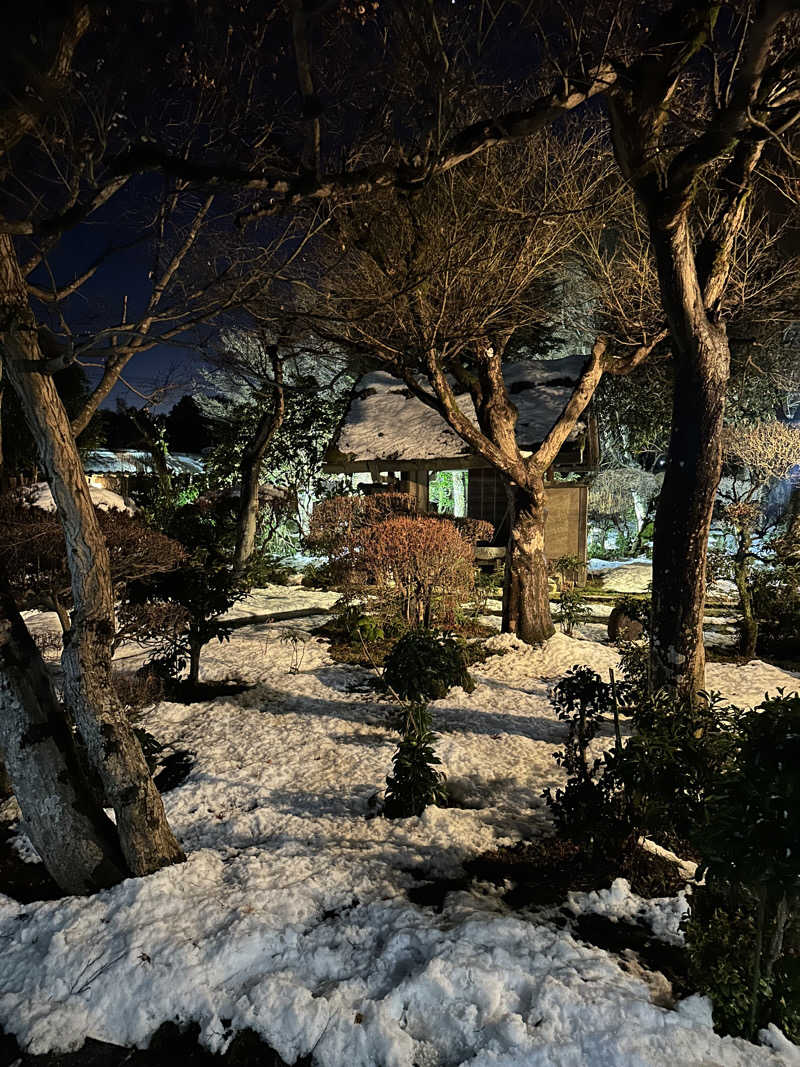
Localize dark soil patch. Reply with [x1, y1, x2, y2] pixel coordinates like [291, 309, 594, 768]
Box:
[0, 822, 62, 905]
[406, 874, 470, 912]
[402, 838, 689, 922]
[573, 913, 691, 1000]
[0, 1022, 309, 1067]
[166, 679, 253, 704]
[465, 836, 688, 909]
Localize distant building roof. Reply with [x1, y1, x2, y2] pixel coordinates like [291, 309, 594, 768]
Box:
[83, 450, 204, 476]
[326, 356, 593, 470]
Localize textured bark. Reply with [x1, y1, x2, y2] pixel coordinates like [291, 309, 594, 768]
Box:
[233, 354, 284, 571]
[0, 232, 184, 878]
[0, 566, 127, 893]
[188, 637, 202, 688]
[733, 538, 758, 661]
[502, 478, 555, 644]
[647, 219, 729, 699]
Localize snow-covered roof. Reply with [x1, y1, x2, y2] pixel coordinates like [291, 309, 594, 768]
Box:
[327, 357, 590, 466]
[22, 483, 135, 515]
[83, 450, 204, 475]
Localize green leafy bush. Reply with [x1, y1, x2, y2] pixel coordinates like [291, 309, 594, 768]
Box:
[330, 604, 385, 644]
[383, 702, 447, 818]
[552, 554, 584, 588]
[750, 552, 800, 662]
[606, 688, 740, 846]
[544, 665, 741, 854]
[121, 496, 250, 686]
[383, 631, 475, 704]
[542, 667, 623, 852]
[381, 630, 475, 819]
[684, 691, 800, 1041]
[556, 587, 592, 635]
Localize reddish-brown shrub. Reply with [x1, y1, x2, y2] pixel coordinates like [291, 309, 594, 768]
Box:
[0, 491, 185, 622]
[347, 516, 475, 628]
[307, 492, 418, 558]
[450, 516, 494, 545]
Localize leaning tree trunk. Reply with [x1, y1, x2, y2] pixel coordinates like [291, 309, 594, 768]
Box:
[648, 222, 729, 700]
[0, 232, 184, 879]
[733, 538, 758, 661]
[502, 476, 555, 644]
[0, 565, 127, 893]
[233, 360, 284, 572]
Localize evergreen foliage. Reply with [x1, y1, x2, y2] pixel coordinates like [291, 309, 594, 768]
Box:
[556, 587, 591, 635]
[121, 495, 251, 685]
[383, 702, 447, 819]
[685, 691, 800, 1041]
[383, 631, 475, 704]
[381, 630, 474, 819]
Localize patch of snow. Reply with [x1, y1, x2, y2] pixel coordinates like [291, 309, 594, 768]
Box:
[1, 617, 798, 1064]
[588, 555, 652, 573]
[83, 450, 204, 476]
[22, 482, 135, 515]
[566, 877, 690, 946]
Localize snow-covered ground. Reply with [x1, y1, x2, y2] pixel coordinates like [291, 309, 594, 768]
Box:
[2, 598, 799, 1065]
[589, 556, 738, 602]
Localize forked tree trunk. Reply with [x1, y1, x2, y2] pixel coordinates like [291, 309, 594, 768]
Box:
[0, 233, 184, 880]
[502, 477, 555, 644]
[0, 566, 127, 893]
[648, 224, 729, 700]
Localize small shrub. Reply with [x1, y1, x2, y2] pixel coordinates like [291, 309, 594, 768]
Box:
[544, 665, 741, 855]
[121, 497, 250, 686]
[542, 667, 623, 852]
[300, 560, 339, 590]
[552, 554, 584, 589]
[449, 517, 494, 545]
[607, 688, 740, 847]
[615, 639, 650, 703]
[329, 604, 385, 644]
[351, 516, 476, 628]
[32, 630, 63, 657]
[112, 669, 165, 713]
[556, 587, 592, 635]
[381, 630, 474, 819]
[383, 630, 475, 704]
[383, 702, 447, 819]
[750, 552, 800, 662]
[306, 492, 418, 559]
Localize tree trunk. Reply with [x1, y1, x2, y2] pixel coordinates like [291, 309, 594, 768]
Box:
[233, 360, 284, 572]
[0, 565, 128, 893]
[0, 232, 184, 879]
[0, 361, 5, 491]
[647, 219, 729, 700]
[188, 636, 202, 688]
[785, 486, 800, 557]
[502, 477, 555, 643]
[733, 541, 758, 661]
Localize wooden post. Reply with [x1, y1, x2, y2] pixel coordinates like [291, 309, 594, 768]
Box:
[400, 468, 429, 513]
